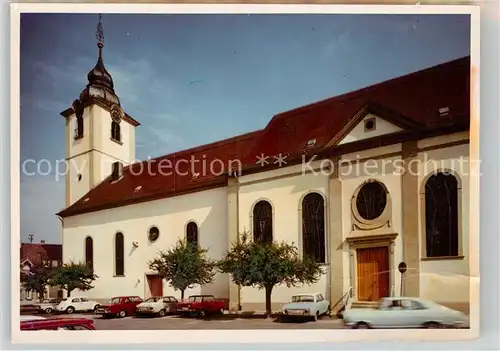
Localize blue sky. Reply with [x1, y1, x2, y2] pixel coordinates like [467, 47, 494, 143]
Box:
[20, 13, 470, 244]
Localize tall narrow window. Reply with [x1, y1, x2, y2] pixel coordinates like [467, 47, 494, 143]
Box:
[115, 232, 124, 276]
[111, 121, 121, 142]
[253, 200, 273, 244]
[302, 193, 326, 263]
[85, 236, 93, 271]
[425, 173, 459, 257]
[186, 222, 198, 247]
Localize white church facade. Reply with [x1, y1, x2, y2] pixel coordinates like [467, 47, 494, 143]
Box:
[57, 30, 472, 313]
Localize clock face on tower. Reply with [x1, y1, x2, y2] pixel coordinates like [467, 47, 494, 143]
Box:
[110, 104, 123, 124]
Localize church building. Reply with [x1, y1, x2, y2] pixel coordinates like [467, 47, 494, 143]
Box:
[57, 22, 472, 313]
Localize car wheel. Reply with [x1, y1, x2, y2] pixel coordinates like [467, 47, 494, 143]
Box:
[158, 309, 166, 317]
[66, 306, 75, 314]
[326, 305, 331, 317]
[199, 310, 206, 317]
[219, 308, 224, 315]
[44, 308, 53, 314]
[118, 310, 126, 318]
[354, 322, 370, 329]
[93, 304, 100, 312]
[423, 322, 442, 329]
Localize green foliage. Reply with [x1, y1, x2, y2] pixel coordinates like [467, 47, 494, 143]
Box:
[148, 240, 216, 299]
[20, 265, 54, 299]
[50, 261, 98, 296]
[218, 232, 324, 315]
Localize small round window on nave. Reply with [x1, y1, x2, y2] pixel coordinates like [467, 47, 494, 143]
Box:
[148, 227, 160, 242]
[355, 181, 387, 220]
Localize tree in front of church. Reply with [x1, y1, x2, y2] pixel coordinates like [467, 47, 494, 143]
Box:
[21, 264, 55, 300]
[218, 232, 324, 317]
[49, 261, 98, 297]
[148, 240, 217, 299]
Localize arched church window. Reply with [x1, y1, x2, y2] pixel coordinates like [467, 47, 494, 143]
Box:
[425, 172, 459, 257]
[115, 232, 124, 276]
[85, 236, 93, 271]
[111, 121, 121, 142]
[186, 222, 198, 247]
[302, 193, 326, 263]
[253, 200, 273, 244]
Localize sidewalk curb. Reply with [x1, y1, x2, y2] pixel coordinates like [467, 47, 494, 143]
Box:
[223, 311, 341, 320]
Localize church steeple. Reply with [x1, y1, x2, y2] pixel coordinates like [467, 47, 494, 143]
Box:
[79, 14, 120, 106]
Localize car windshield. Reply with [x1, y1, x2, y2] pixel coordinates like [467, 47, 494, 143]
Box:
[145, 297, 160, 302]
[291, 295, 314, 303]
[108, 297, 121, 304]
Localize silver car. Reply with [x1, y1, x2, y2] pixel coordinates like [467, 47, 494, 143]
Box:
[281, 293, 331, 321]
[34, 298, 65, 314]
[136, 296, 178, 317]
[343, 297, 469, 329]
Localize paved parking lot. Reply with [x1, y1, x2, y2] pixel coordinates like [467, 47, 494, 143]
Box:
[63, 313, 345, 330]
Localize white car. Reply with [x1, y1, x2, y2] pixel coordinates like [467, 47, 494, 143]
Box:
[343, 297, 469, 329]
[56, 296, 100, 314]
[136, 296, 179, 317]
[281, 293, 331, 321]
[34, 298, 65, 314]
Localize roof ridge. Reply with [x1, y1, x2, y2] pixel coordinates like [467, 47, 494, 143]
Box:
[271, 55, 470, 120]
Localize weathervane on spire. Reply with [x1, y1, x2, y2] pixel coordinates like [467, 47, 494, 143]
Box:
[96, 13, 104, 48]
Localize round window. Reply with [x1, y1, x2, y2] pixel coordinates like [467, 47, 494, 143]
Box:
[355, 181, 387, 220]
[148, 227, 160, 242]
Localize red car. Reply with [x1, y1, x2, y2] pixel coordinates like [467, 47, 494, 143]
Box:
[20, 317, 95, 330]
[177, 295, 225, 317]
[95, 296, 143, 318]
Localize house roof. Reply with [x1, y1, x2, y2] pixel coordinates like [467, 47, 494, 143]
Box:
[57, 56, 470, 218]
[20, 243, 62, 265]
[58, 129, 263, 217]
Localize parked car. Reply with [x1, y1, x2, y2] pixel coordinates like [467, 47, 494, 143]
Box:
[95, 296, 143, 318]
[136, 296, 178, 317]
[281, 293, 331, 321]
[342, 297, 469, 329]
[34, 298, 65, 314]
[177, 295, 225, 317]
[55, 296, 100, 314]
[21, 317, 96, 330]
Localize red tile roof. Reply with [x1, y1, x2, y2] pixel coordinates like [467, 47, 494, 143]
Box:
[57, 56, 470, 218]
[58, 130, 262, 217]
[20, 243, 62, 265]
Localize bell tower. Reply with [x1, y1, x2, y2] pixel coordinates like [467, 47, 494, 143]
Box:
[61, 14, 140, 207]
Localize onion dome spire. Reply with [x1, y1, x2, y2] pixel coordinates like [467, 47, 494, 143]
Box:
[79, 14, 120, 106]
